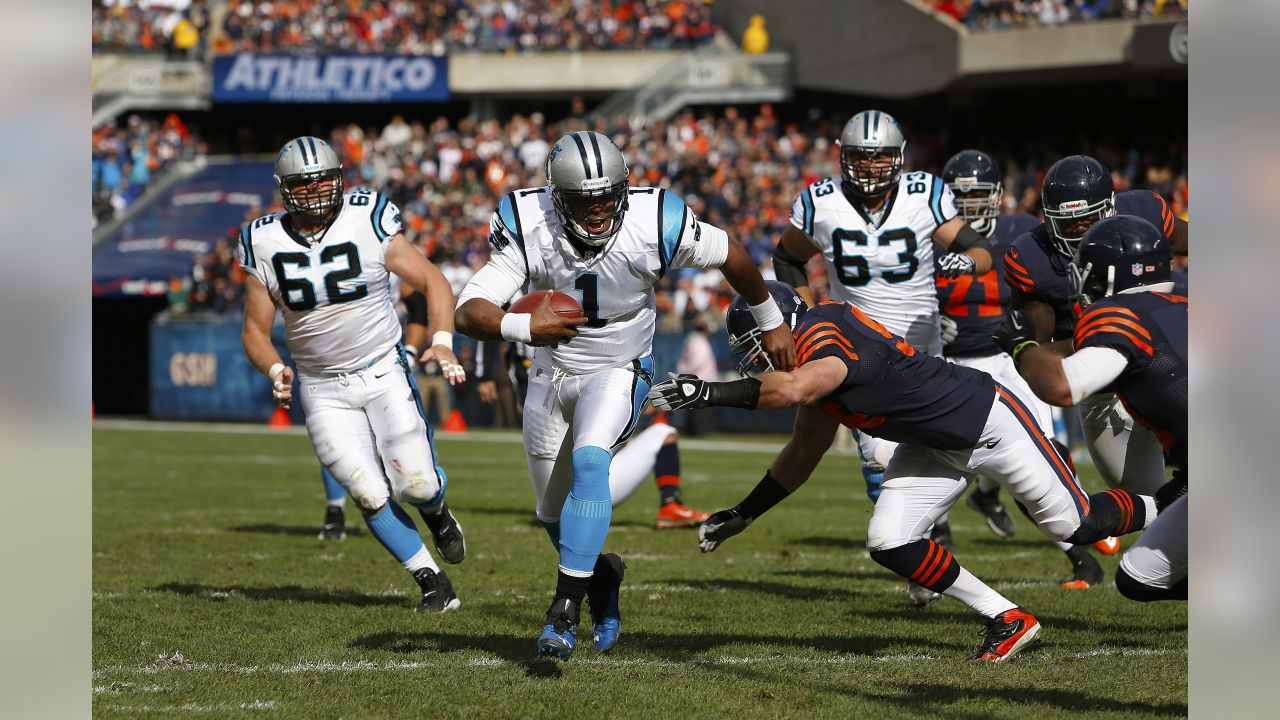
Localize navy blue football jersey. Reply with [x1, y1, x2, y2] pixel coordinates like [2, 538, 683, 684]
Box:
[1004, 190, 1176, 339]
[1074, 292, 1187, 469]
[935, 213, 1041, 357]
[796, 301, 996, 449]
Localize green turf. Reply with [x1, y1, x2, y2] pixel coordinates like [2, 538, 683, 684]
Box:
[93, 426, 1186, 718]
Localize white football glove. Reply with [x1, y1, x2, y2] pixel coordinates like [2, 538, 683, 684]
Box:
[937, 253, 977, 279]
[939, 314, 958, 345]
[698, 508, 753, 553]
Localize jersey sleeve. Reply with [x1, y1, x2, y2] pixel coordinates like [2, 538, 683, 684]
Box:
[1002, 243, 1037, 296]
[927, 175, 960, 227]
[662, 190, 729, 272]
[236, 221, 265, 284]
[456, 197, 530, 308]
[789, 186, 816, 236]
[364, 193, 403, 248]
[794, 309, 860, 369]
[1122, 190, 1176, 241]
[1073, 301, 1156, 362]
[1061, 345, 1130, 403]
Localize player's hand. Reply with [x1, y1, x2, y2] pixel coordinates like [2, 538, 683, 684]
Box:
[648, 373, 711, 411]
[939, 314, 958, 344]
[992, 309, 1034, 356]
[528, 293, 587, 348]
[477, 380, 497, 403]
[760, 323, 797, 371]
[937, 252, 977, 279]
[421, 345, 466, 385]
[699, 508, 753, 553]
[269, 364, 294, 409]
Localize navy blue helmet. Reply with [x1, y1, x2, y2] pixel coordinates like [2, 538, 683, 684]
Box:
[726, 281, 808, 376]
[1041, 155, 1115, 258]
[942, 150, 1002, 236]
[1075, 216, 1171, 305]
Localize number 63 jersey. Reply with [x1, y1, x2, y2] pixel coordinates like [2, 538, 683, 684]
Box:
[791, 172, 958, 349]
[237, 188, 404, 376]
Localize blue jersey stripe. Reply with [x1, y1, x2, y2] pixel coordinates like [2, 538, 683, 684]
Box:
[658, 190, 686, 274]
[371, 194, 391, 242]
[240, 224, 254, 267]
[928, 177, 945, 226]
[498, 192, 529, 272]
[801, 187, 815, 236]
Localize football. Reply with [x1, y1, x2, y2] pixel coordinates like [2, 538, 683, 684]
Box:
[508, 289, 585, 318]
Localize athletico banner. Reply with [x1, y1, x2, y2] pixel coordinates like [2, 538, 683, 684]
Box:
[212, 53, 449, 103]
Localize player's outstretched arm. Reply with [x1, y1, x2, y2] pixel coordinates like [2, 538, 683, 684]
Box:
[648, 357, 847, 413]
[241, 275, 292, 408]
[386, 235, 466, 382]
[720, 237, 797, 370]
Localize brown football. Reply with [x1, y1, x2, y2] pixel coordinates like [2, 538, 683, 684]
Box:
[508, 289, 585, 318]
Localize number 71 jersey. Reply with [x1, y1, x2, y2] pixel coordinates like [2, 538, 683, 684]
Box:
[237, 188, 404, 376]
[791, 172, 957, 341]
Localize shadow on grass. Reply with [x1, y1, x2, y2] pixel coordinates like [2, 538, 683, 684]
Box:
[790, 535, 863, 551]
[840, 679, 1187, 717]
[229, 523, 366, 539]
[154, 582, 404, 608]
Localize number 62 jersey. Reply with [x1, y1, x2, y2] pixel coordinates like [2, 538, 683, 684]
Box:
[791, 172, 958, 351]
[236, 187, 404, 376]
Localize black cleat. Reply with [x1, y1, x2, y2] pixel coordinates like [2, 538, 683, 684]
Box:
[1062, 546, 1104, 590]
[973, 607, 1041, 662]
[318, 505, 347, 541]
[537, 596, 580, 661]
[966, 485, 1016, 538]
[420, 501, 466, 564]
[412, 567, 460, 613]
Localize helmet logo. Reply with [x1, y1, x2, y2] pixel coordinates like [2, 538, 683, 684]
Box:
[954, 177, 977, 191]
[1132, 263, 1145, 276]
[1058, 200, 1089, 211]
[579, 177, 611, 191]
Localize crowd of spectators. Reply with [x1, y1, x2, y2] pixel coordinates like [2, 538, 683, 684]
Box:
[92, 113, 206, 228]
[214, 0, 718, 55]
[92, 0, 208, 56]
[924, 0, 1186, 29]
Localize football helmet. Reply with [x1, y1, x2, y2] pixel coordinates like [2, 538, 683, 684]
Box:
[1074, 216, 1171, 305]
[274, 136, 344, 226]
[838, 110, 906, 201]
[725, 281, 808, 377]
[546, 131, 630, 247]
[1041, 155, 1115, 257]
[942, 150, 1002, 237]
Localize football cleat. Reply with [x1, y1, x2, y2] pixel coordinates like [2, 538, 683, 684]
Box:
[587, 554, 626, 653]
[318, 505, 347, 541]
[906, 580, 941, 607]
[412, 567, 460, 613]
[1061, 546, 1104, 590]
[973, 607, 1041, 662]
[656, 501, 711, 529]
[966, 485, 1016, 538]
[1093, 536, 1121, 556]
[420, 501, 466, 564]
[537, 596, 580, 661]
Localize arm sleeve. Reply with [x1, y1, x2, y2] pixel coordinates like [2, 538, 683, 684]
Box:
[1003, 244, 1038, 296]
[663, 191, 728, 270]
[456, 207, 531, 308]
[235, 223, 264, 284]
[927, 176, 960, 227]
[370, 194, 404, 263]
[789, 187, 815, 236]
[1073, 302, 1155, 360]
[1061, 346, 1129, 404]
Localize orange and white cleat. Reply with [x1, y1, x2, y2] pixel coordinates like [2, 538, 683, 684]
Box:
[1093, 536, 1121, 556]
[656, 502, 710, 529]
[973, 608, 1041, 662]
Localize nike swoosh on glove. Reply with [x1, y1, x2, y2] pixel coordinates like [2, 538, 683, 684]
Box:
[647, 373, 712, 411]
[937, 253, 977, 279]
[991, 309, 1035, 356]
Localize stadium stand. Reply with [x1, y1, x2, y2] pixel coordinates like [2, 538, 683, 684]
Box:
[920, 0, 1187, 29]
[92, 0, 210, 56]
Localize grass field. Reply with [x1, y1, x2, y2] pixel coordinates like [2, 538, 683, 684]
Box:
[93, 422, 1187, 718]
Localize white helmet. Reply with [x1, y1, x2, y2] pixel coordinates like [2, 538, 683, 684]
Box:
[274, 136, 344, 225]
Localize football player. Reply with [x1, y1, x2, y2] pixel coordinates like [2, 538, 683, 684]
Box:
[1001, 216, 1187, 601]
[454, 131, 794, 660]
[649, 282, 1157, 662]
[1003, 154, 1187, 494]
[936, 150, 1113, 590]
[239, 137, 467, 613]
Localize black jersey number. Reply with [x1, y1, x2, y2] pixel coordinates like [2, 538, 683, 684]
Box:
[271, 243, 367, 311]
[831, 228, 918, 286]
[573, 273, 608, 328]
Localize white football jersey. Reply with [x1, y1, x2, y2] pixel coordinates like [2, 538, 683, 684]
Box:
[238, 187, 404, 376]
[458, 186, 729, 374]
[790, 172, 958, 340]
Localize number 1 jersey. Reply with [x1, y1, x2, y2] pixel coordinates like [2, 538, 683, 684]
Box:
[237, 189, 404, 376]
[790, 172, 958, 341]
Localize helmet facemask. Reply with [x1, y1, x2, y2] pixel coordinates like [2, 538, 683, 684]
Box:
[840, 146, 903, 200]
[950, 179, 1002, 236]
[551, 177, 629, 248]
[728, 325, 773, 377]
[278, 169, 344, 228]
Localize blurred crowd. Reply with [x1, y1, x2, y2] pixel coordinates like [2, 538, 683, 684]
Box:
[92, 0, 208, 56]
[92, 113, 206, 228]
[925, 0, 1186, 28]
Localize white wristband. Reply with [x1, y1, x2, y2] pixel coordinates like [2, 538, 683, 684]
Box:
[431, 331, 453, 349]
[267, 362, 285, 381]
[749, 297, 785, 332]
[500, 313, 533, 343]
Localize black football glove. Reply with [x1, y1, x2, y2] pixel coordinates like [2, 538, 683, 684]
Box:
[698, 508, 753, 553]
[647, 373, 712, 411]
[937, 253, 977, 279]
[992, 309, 1036, 357]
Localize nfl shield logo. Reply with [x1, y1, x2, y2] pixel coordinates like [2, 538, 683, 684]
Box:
[1131, 263, 1144, 275]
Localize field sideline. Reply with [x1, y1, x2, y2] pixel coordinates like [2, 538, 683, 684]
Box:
[93, 423, 1186, 718]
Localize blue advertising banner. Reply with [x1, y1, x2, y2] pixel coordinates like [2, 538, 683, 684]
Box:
[212, 54, 449, 103]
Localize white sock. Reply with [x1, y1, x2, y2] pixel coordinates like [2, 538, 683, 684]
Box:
[943, 567, 1017, 618]
[402, 546, 439, 573]
[327, 499, 345, 508]
[1054, 540, 1073, 552]
[1141, 495, 1157, 528]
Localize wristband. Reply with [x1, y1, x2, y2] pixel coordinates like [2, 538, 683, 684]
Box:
[403, 345, 419, 363]
[736, 470, 790, 520]
[708, 377, 762, 410]
[267, 362, 285, 381]
[500, 312, 533, 343]
[431, 331, 453, 349]
[749, 297, 785, 332]
[1011, 340, 1040, 364]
